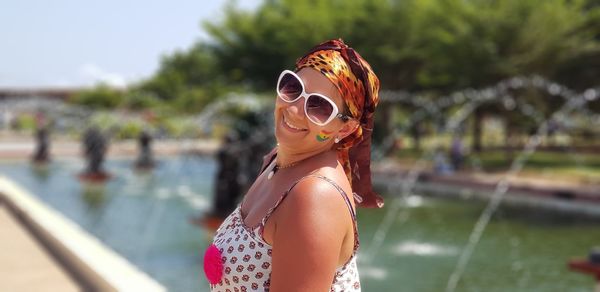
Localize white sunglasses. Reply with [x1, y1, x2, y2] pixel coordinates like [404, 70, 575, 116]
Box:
[276, 70, 351, 126]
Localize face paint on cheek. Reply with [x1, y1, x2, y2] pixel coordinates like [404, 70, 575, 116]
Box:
[316, 130, 333, 142]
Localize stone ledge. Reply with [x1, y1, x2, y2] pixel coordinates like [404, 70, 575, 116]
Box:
[0, 176, 166, 292]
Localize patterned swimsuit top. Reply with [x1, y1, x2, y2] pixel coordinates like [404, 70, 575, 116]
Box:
[209, 174, 361, 292]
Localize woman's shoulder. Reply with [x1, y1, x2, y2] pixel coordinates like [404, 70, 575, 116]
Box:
[273, 173, 352, 238]
[278, 167, 354, 222]
[267, 169, 356, 291]
[308, 160, 353, 198]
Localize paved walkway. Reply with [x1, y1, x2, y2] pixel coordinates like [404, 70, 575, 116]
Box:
[0, 202, 79, 292]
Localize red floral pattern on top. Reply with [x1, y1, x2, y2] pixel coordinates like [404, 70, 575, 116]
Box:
[208, 175, 361, 292]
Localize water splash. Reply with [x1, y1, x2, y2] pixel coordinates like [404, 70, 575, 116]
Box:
[357, 76, 597, 290]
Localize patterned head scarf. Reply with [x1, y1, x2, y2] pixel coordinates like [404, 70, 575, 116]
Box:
[296, 39, 384, 208]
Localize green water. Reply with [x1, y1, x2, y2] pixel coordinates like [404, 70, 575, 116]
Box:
[357, 194, 600, 291]
[0, 157, 598, 291]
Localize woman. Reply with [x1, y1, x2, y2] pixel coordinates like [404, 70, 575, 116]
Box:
[204, 39, 384, 292]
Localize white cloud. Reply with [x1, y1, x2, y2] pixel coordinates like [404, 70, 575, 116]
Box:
[80, 63, 128, 88]
[51, 79, 75, 88]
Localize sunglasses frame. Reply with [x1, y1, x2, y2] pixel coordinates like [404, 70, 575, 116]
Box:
[276, 70, 350, 126]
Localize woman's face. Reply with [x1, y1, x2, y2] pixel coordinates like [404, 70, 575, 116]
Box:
[274, 67, 356, 152]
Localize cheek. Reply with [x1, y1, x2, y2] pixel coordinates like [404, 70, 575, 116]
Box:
[274, 100, 288, 118]
[313, 125, 338, 142]
[274, 98, 286, 110]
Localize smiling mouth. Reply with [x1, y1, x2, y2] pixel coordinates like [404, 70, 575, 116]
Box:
[283, 116, 307, 131]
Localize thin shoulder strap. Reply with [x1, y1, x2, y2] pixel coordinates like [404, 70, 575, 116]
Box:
[259, 174, 315, 227]
[308, 175, 360, 255]
[311, 175, 357, 220]
[259, 174, 360, 252]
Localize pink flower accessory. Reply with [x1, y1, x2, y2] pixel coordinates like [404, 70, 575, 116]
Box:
[203, 243, 224, 285]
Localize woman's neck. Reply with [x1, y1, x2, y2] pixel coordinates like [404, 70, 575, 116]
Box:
[275, 145, 334, 167]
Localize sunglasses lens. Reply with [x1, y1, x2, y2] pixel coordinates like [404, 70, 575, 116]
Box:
[278, 73, 302, 101]
[306, 95, 334, 124]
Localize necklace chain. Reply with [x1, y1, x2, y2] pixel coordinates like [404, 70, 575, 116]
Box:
[275, 160, 298, 169]
[267, 159, 298, 180]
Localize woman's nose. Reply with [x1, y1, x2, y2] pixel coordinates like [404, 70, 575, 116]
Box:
[285, 98, 304, 117]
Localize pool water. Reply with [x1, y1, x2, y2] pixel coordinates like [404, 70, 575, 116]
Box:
[1, 156, 598, 292]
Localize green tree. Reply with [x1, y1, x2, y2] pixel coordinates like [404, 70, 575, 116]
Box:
[70, 84, 124, 109]
[143, 0, 599, 149]
[203, 0, 380, 89]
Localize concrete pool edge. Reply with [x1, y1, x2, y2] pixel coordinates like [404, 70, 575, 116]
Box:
[373, 174, 600, 216]
[0, 176, 166, 292]
[416, 181, 600, 216]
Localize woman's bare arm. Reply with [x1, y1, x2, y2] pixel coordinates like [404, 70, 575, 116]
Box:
[269, 177, 349, 292]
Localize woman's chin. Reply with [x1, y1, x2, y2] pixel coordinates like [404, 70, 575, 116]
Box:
[274, 130, 295, 146]
[275, 130, 306, 148]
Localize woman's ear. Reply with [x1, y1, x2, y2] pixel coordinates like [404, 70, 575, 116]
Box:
[338, 119, 359, 140]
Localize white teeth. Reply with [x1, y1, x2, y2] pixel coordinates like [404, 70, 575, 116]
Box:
[283, 117, 305, 130]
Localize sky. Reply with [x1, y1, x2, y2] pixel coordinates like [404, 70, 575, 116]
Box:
[0, 0, 261, 88]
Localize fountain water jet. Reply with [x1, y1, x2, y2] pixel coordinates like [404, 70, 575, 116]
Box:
[357, 76, 598, 290]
